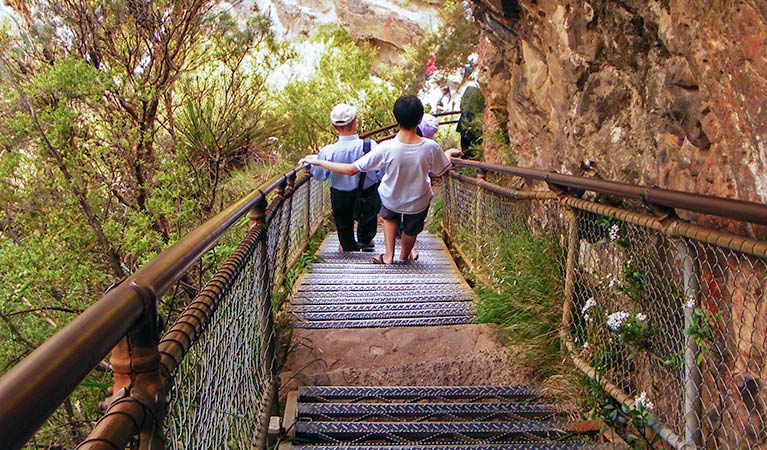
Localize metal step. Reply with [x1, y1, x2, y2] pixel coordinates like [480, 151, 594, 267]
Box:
[295, 306, 476, 322]
[297, 402, 559, 420]
[293, 302, 476, 313]
[288, 445, 594, 450]
[293, 294, 475, 305]
[294, 316, 475, 328]
[300, 274, 463, 284]
[298, 386, 539, 402]
[284, 386, 597, 449]
[294, 420, 565, 440]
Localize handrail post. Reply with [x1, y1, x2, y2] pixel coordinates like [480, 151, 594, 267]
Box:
[305, 175, 312, 242]
[104, 287, 166, 450]
[278, 174, 296, 287]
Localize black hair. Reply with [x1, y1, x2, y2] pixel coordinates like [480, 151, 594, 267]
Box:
[393, 95, 423, 130]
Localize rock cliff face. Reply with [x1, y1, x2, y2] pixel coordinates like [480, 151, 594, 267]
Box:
[471, 0, 767, 209]
[249, 0, 442, 64]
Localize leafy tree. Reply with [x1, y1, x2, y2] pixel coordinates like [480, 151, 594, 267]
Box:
[0, 2, 282, 446]
[275, 27, 399, 157]
[389, 0, 480, 94]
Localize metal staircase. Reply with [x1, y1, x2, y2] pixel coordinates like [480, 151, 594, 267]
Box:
[293, 233, 477, 329]
[279, 386, 600, 449]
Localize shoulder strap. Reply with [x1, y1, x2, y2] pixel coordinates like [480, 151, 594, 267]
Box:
[356, 139, 371, 191]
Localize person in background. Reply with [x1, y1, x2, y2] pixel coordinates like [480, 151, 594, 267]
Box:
[307, 103, 381, 252]
[417, 114, 439, 139]
[425, 53, 436, 81]
[456, 83, 485, 159]
[436, 86, 452, 113]
[301, 96, 462, 264]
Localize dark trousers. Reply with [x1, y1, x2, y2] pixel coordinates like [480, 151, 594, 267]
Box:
[330, 185, 380, 251]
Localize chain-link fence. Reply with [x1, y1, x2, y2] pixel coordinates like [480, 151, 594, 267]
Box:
[162, 174, 329, 449]
[444, 169, 767, 449]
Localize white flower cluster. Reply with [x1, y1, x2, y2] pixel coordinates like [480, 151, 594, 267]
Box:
[609, 224, 620, 241]
[606, 311, 630, 331]
[582, 298, 597, 323]
[635, 312, 647, 322]
[634, 391, 655, 411]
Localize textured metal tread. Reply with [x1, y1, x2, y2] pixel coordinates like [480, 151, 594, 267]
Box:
[295, 316, 475, 328]
[295, 420, 564, 437]
[289, 444, 593, 450]
[310, 266, 459, 274]
[301, 274, 462, 284]
[296, 285, 471, 292]
[293, 294, 476, 305]
[298, 386, 538, 401]
[295, 287, 471, 296]
[293, 302, 476, 313]
[296, 306, 476, 322]
[297, 402, 558, 418]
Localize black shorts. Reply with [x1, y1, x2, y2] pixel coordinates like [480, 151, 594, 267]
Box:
[379, 204, 430, 236]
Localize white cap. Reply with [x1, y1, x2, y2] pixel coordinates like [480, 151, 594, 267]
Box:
[417, 114, 439, 139]
[330, 103, 357, 126]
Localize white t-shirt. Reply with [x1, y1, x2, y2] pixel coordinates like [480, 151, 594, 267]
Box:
[354, 135, 451, 214]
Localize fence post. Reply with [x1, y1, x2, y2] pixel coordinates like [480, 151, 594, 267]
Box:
[473, 169, 485, 244]
[560, 204, 580, 344]
[250, 197, 279, 450]
[677, 239, 703, 448]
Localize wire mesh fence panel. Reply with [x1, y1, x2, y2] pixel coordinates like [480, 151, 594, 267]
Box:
[164, 177, 330, 449]
[166, 234, 274, 449]
[309, 177, 330, 233]
[288, 178, 310, 261]
[444, 171, 767, 449]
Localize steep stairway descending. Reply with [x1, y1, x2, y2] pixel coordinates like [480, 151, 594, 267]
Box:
[279, 386, 600, 449]
[292, 232, 477, 329]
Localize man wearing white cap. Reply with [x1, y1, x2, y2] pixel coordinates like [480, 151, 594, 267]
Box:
[307, 103, 381, 252]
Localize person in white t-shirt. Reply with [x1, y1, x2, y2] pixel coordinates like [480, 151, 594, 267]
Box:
[300, 95, 462, 264]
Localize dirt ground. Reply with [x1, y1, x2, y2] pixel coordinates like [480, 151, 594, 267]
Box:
[278, 324, 539, 400]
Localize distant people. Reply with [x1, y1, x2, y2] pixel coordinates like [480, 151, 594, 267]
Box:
[463, 52, 478, 79]
[301, 96, 462, 265]
[436, 86, 452, 113]
[456, 83, 485, 159]
[306, 103, 381, 252]
[425, 53, 436, 81]
[417, 114, 439, 139]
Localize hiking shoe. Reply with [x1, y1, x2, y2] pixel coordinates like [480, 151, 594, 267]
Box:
[358, 242, 376, 252]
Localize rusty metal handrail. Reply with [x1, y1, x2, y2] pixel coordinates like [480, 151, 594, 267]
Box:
[0, 165, 308, 450]
[451, 158, 767, 225]
[359, 110, 460, 140]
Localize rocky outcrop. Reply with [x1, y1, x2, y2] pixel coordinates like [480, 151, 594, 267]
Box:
[471, 0, 767, 216]
[249, 0, 442, 63]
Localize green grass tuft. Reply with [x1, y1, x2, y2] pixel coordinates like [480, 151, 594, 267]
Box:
[474, 225, 565, 376]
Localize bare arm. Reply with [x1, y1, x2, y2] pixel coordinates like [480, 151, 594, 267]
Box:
[444, 148, 463, 158]
[299, 155, 360, 176]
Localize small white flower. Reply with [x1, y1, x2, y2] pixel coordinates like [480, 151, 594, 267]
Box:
[635, 313, 647, 322]
[609, 224, 620, 241]
[584, 313, 592, 324]
[582, 342, 590, 350]
[582, 298, 597, 314]
[606, 311, 630, 331]
[634, 391, 655, 411]
[605, 274, 616, 289]
[685, 297, 697, 309]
